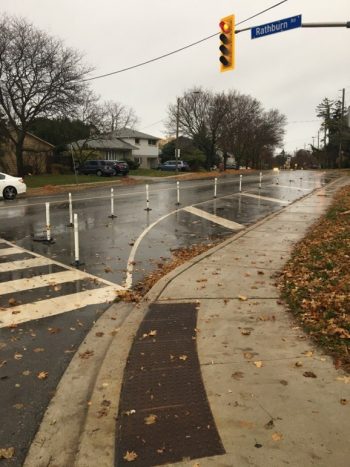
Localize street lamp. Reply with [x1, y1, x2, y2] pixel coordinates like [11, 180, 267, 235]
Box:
[174, 91, 200, 173]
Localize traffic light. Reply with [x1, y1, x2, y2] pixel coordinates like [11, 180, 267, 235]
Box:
[219, 14, 235, 72]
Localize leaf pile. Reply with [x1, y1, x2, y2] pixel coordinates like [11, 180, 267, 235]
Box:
[279, 185, 350, 372]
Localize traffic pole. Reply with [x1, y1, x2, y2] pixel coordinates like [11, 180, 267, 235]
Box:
[239, 174, 242, 192]
[259, 172, 262, 189]
[45, 202, 51, 242]
[176, 181, 180, 206]
[108, 188, 116, 218]
[145, 184, 152, 211]
[68, 193, 73, 227]
[214, 177, 217, 198]
[73, 213, 83, 267]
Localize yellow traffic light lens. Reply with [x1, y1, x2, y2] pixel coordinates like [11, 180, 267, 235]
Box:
[219, 21, 230, 33]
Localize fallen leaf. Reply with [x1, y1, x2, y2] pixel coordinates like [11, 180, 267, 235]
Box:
[238, 295, 248, 301]
[238, 420, 255, 429]
[254, 361, 263, 368]
[280, 380, 288, 386]
[272, 432, 283, 441]
[79, 350, 94, 359]
[303, 351, 314, 357]
[340, 399, 348, 405]
[0, 360, 7, 368]
[303, 371, 317, 378]
[336, 376, 350, 384]
[37, 371, 48, 380]
[241, 330, 251, 336]
[179, 355, 188, 361]
[33, 347, 45, 353]
[13, 403, 24, 410]
[243, 352, 253, 360]
[232, 371, 244, 380]
[295, 361, 303, 367]
[0, 447, 15, 459]
[22, 370, 30, 376]
[14, 353, 23, 360]
[8, 298, 18, 306]
[123, 450, 138, 461]
[264, 419, 274, 430]
[144, 414, 157, 425]
[95, 332, 104, 337]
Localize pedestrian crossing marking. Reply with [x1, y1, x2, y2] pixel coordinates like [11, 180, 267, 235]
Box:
[0, 239, 124, 328]
[0, 286, 118, 328]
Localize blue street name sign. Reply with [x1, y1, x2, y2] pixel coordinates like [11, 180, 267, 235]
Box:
[251, 14, 302, 39]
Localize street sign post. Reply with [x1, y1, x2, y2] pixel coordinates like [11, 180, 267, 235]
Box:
[251, 14, 302, 39]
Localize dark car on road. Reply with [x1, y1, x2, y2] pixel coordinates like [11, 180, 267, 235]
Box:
[109, 160, 129, 176]
[78, 160, 129, 177]
[158, 160, 190, 172]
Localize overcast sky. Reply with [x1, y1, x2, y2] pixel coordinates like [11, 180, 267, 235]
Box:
[1, 0, 350, 154]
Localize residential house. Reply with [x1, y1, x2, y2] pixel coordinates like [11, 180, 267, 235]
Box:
[70, 137, 136, 162]
[113, 128, 160, 169]
[0, 131, 54, 175]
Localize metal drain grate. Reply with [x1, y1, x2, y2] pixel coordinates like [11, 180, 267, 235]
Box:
[115, 302, 225, 466]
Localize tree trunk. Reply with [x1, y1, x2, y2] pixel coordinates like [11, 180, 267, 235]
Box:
[15, 134, 25, 176]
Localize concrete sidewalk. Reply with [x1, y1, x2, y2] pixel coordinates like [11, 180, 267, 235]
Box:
[25, 177, 350, 467]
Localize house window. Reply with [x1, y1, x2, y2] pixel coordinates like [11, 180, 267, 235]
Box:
[135, 138, 140, 144]
[148, 139, 156, 146]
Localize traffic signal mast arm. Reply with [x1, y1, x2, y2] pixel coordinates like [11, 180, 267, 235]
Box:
[235, 21, 350, 34]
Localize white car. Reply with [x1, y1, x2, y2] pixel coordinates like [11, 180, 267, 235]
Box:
[0, 172, 27, 200]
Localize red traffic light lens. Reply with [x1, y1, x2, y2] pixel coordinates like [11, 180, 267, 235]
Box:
[219, 20, 230, 33]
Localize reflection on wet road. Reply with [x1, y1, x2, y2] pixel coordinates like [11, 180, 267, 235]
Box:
[0, 171, 325, 288]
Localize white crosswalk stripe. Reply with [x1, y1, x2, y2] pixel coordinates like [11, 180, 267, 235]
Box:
[0, 240, 124, 328]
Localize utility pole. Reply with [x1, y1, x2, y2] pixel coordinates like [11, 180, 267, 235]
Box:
[338, 88, 346, 168]
[175, 97, 180, 174]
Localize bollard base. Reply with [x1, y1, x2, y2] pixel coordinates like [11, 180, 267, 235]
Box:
[175, 202, 181, 206]
[108, 214, 117, 219]
[72, 260, 85, 268]
[67, 223, 74, 228]
[32, 235, 55, 244]
[144, 208, 152, 211]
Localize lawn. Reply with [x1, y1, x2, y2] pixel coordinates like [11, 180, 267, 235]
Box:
[24, 169, 186, 188]
[279, 185, 350, 372]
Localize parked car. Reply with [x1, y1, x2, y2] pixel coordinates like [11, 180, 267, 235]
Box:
[158, 160, 190, 171]
[78, 160, 116, 176]
[109, 160, 129, 176]
[0, 172, 27, 200]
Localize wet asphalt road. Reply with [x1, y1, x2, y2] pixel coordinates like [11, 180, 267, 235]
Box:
[0, 171, 325, 287]
[0, 170, 327, 465]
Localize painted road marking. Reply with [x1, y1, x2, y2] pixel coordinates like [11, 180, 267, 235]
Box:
[0, 286, 117, 328]
[0, 247, 25, 256]
[240, 193, 289, 204]
[0, 269, 98, 295]
[0, 239, 124, 327]
[183, 206, 245, 230]
[0, 257, 54, 273]
[266, 184, 311, 191]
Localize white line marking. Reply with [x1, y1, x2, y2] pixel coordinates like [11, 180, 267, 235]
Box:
[240, 193, 289, 204]
[266, 184, 311, 191]
[0, 257, 55, 273]
[0, 269, 106, 295]
[0, 247, 24, 256]
[0, 239, 122, 288]
[0, 286, 118, 328]
[183, 206, 244, 230]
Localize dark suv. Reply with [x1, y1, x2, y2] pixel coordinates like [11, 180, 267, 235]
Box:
[78, 160, 116, 176]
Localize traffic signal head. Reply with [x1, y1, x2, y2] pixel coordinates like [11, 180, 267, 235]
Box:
[219, 14, 235, 72]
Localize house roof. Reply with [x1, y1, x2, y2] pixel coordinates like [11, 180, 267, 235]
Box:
[71, 137, 137, 151]
[112, 128, 160, 141]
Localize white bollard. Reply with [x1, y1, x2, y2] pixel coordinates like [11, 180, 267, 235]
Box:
[73, 213, 80, 266]
[68, 193, 73, 227]
[239, 174, 242, 192]
[176, 181, 180, 205]
[214, 178, 217, 198]
[259, 172, 262, 189]
[108, 188, 116, 218]
[145, 184, 151, 211]
[45, 202, 51, 241]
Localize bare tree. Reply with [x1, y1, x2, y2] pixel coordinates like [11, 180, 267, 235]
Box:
[70, 92, 139, 164]
[0, 15, 91, 175]
[104, 101, 138, 133]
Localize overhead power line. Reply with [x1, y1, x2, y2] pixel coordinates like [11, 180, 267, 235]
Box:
[83, 0, 288, 82]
